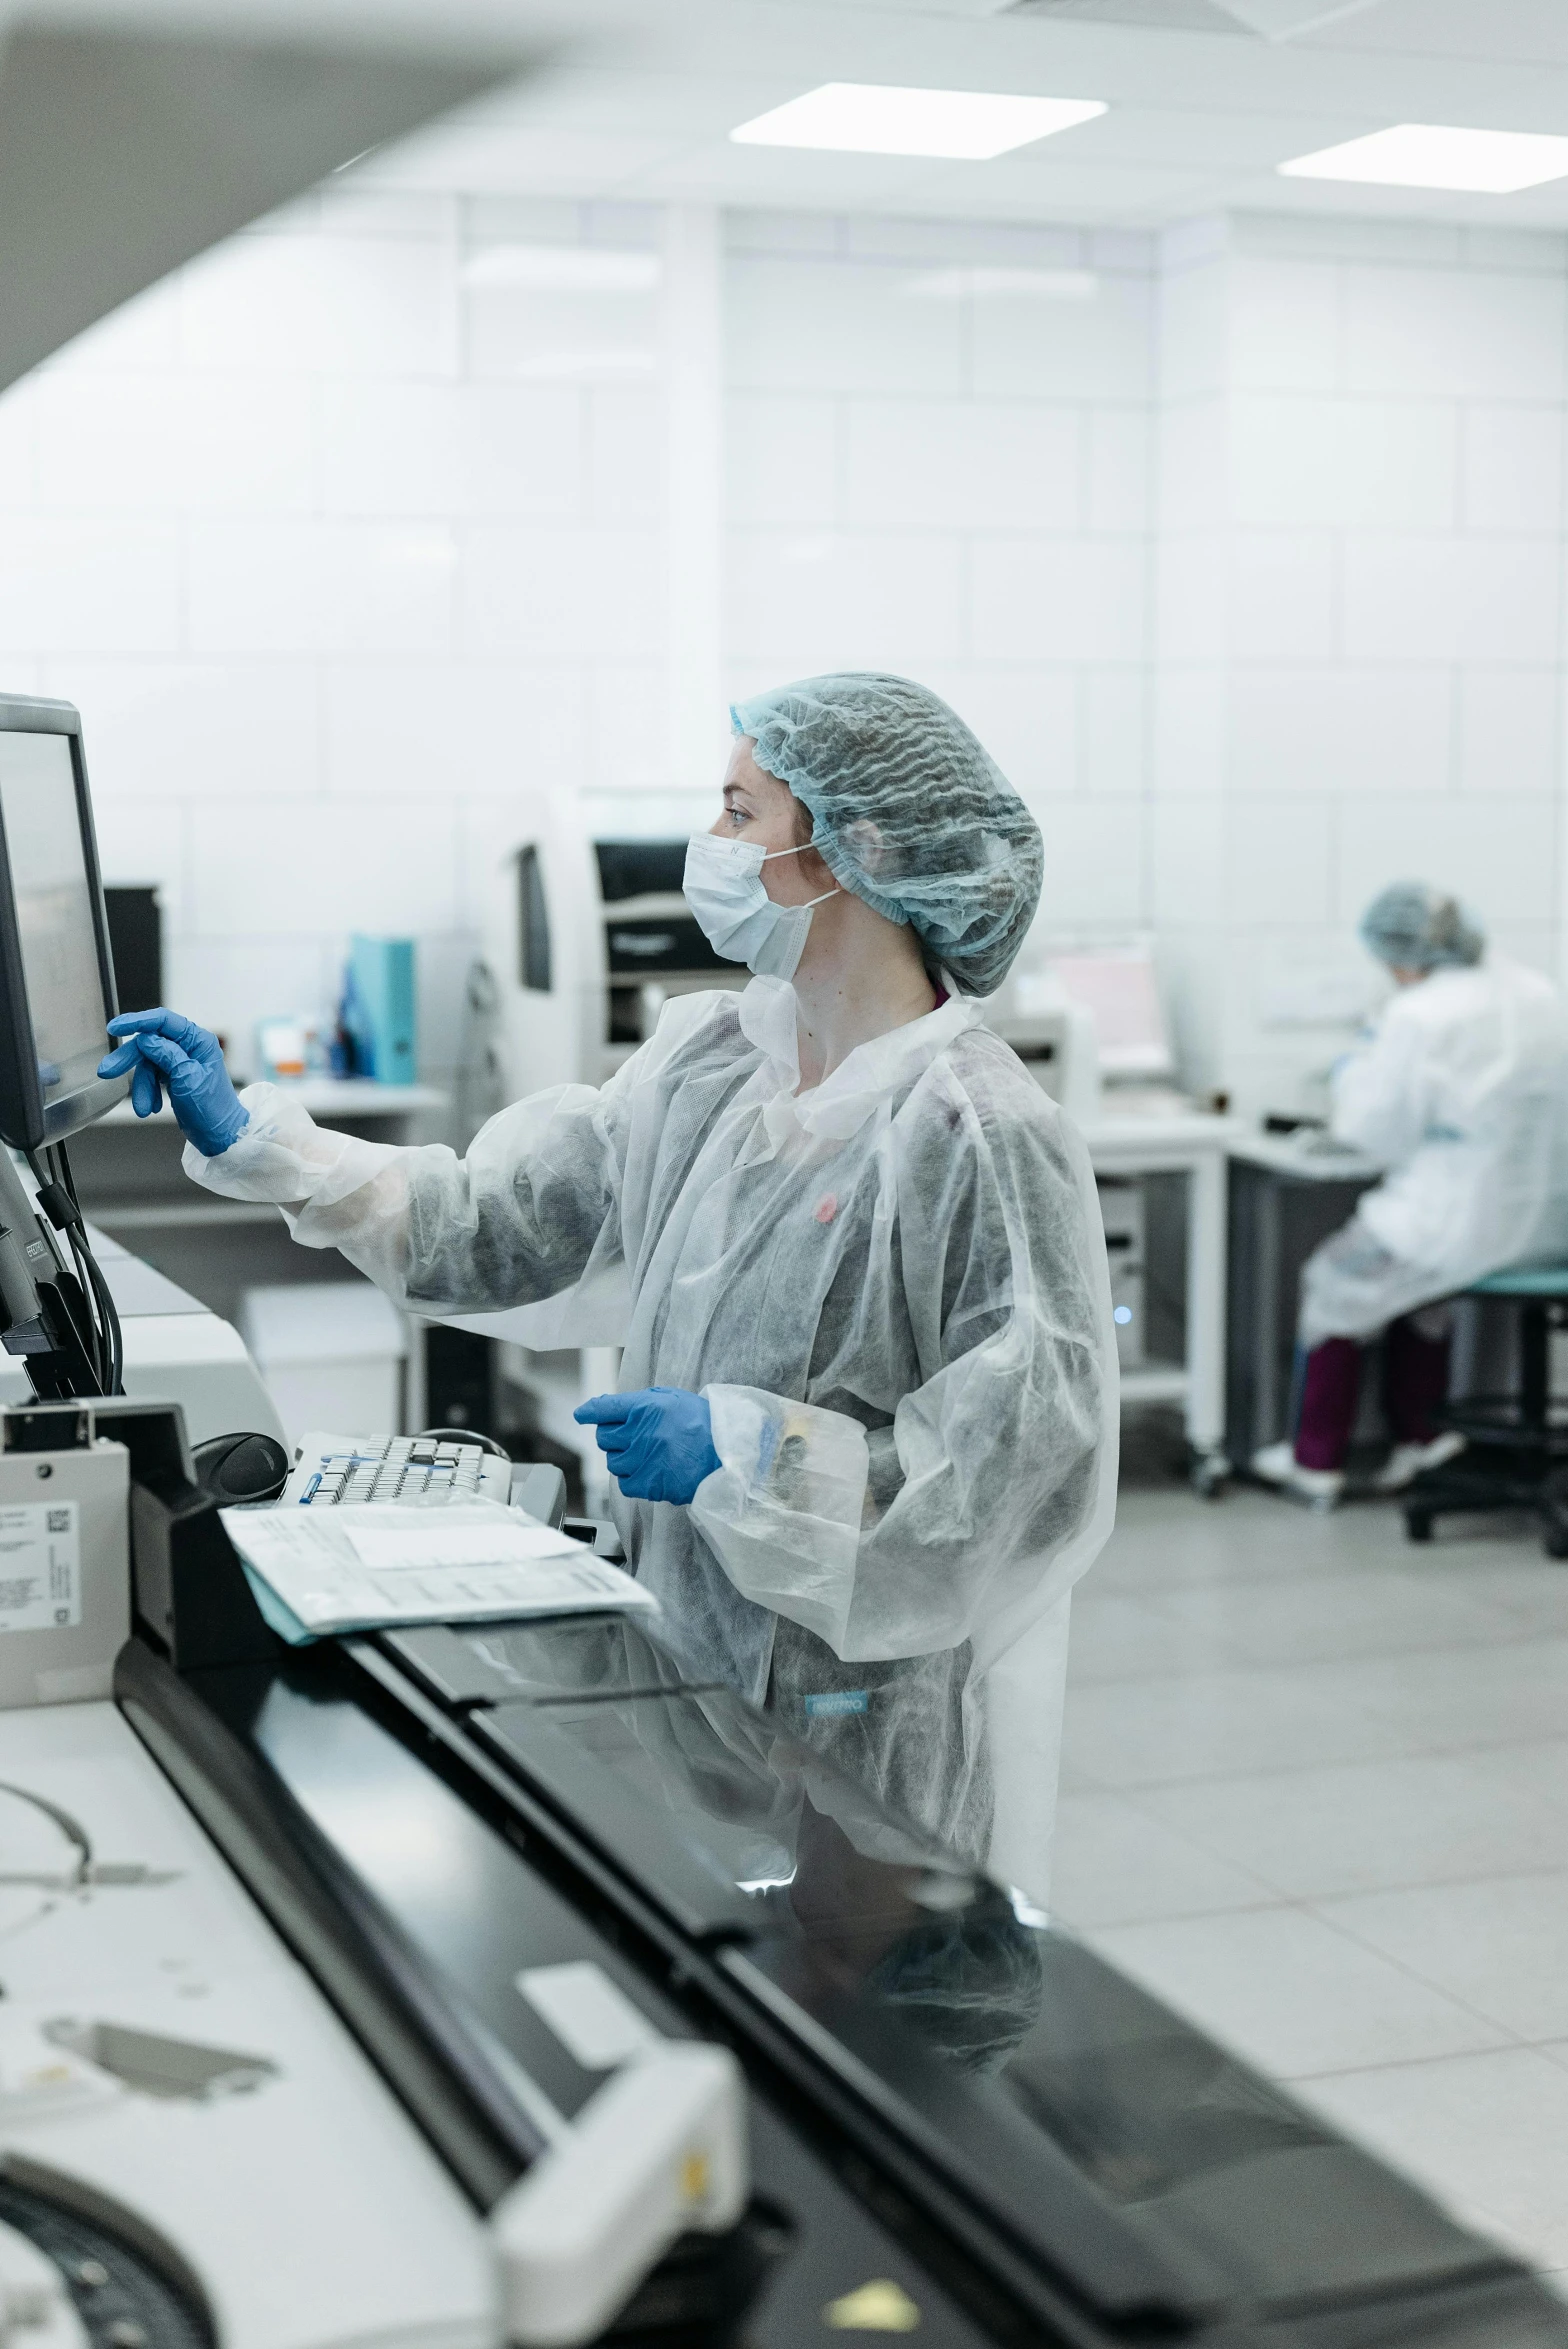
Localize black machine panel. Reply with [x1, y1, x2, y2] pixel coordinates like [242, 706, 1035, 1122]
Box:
[594, 840, 688, 902]
[605, 914, 726, 976]
[371, 1618, 1548, 2347]
[116, 1565, 1568, 2349]
[122, 1640, 1000, 2348]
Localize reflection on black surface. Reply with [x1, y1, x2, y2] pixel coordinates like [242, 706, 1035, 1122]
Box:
[413, 1621, 1534, 2314]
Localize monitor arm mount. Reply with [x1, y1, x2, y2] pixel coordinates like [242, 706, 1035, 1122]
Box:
[0, 1144, 103, 1399]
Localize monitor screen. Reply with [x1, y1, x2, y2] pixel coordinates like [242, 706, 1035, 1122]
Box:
[0, 730, 111, 1116]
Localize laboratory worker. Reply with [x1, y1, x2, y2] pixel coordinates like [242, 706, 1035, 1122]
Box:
[1253, 882, 1568, 1507]
[98, 673, 1118, 1903]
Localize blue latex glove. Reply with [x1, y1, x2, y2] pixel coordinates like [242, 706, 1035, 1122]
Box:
[574, 1386, 721, 1505]
[98, 1008, 250, 1157]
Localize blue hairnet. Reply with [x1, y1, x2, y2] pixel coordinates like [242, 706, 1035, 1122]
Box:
[1360, 882, 1485, 973]
[730, 673, 1043, 997]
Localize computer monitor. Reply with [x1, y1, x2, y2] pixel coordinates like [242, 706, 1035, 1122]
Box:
[0, 696, 129, 1151]
[1047, 946, 1175, 1083]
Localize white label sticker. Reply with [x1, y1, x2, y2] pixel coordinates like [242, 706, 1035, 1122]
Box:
[0, 1503, 79, 1634]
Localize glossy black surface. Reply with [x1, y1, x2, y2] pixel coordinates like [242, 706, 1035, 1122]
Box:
[466, 1669, 1513, 2320]
[126, 1609, 1568, 2349]
[383, 1615, 717, 1709]
[127, 1639, 1007, 2348]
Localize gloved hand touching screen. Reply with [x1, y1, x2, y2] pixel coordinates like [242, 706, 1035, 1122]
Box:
[99, 1010, 250, 1158]
[574, 1387, 721, 1506]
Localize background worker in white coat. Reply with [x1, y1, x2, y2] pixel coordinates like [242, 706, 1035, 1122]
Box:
[99, 673, 1118, 1904]
[1255, 882, 1568, 1508]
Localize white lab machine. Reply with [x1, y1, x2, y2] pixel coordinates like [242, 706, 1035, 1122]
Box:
[472, 823, 727, 1107]
[989, 943, 1179, 1118]
[1098, 1180, 1146, 1372]
[238, 1283, 409, 1451]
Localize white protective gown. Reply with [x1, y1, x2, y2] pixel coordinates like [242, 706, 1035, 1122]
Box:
[1303, 957, 1568, 1343]
[186, 979, 1118, 1903]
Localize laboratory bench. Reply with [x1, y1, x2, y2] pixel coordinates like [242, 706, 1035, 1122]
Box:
[0, 1226, 1561, 2345]
[111, 1512, 1568, 2349]
[1077, 1100, 1242, 1489]
[1225, 1130, 1383, 1469]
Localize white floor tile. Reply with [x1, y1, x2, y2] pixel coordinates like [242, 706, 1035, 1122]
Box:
[1298, 2047, 1568, 2272]
[1324, 1638, 1568, 1757]
[1049, 1791, 1277, 1928]
[1316, 1872, 1568, 2043]
[1137, 1747, 1568, 1898]
[1085, 1905, 1509, 2080]
[1067, 1479, 1568, 2270]
[1064, 1589, 1239, 1684]
[1062, 1661, 1412, 1790]
[1091, 1487, 1412, 1591]
[1137, 1565, 1525, 1667]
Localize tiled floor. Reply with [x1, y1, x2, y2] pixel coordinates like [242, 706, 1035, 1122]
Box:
[1053, 1478, 1568, 2281]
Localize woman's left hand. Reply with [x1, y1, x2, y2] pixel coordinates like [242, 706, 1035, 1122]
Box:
[574, 1387, 721, 1504]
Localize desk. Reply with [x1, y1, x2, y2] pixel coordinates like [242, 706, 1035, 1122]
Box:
[1225, 1132, 1382, 1466]
[1078, 1105, 1241, 1488]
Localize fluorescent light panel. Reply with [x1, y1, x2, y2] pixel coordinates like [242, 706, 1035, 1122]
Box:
[730, 83, 1106, 162]
[1280, 123, 1568, 193]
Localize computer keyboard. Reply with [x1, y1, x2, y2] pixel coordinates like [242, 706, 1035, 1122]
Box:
[281, 1431, 514, 1508]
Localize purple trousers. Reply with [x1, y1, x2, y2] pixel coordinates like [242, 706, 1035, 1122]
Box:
[1295, 1318, 1452, 1473]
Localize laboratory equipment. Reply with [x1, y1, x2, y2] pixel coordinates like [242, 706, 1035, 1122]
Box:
[280, 1429, 513, 1507]
[1098, 1179, 1145, 1370]
[1225, 1135, 1381, 1469]
[0, 697, 128, 1152]
[474, 822, 726, 1099]
[340, 935, 417, 1084]
[238, 1282, 408, 1447]
[0, 1420, 128, 1707]
[112, 1504, 1568, 2349]
[0, 696, 138, 1405]
[1049, 944, 1176, 1083]
[990, 944, 1177, 1121]
[102, 885, 162, 1016]
[0, 1284, 1556, 2347]
[985, 967, 1101, 1118]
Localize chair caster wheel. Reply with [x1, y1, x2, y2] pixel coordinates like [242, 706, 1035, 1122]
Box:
[1405, 1508, 1434, 1544]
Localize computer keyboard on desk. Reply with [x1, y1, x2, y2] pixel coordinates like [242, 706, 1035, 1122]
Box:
[282, 1431, 514, 1508]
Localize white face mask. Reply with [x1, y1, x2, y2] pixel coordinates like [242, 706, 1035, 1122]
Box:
[683, 833, 838, 983]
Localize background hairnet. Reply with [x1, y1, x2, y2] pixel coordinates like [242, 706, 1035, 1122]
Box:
[1360, 882, 1486, 973]
[730, 672, 1043, 997]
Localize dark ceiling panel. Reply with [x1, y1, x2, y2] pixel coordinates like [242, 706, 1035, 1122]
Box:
[0, 23, 527, 393]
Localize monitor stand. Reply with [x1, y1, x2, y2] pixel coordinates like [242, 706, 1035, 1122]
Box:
[0, 1145, 105, 1399]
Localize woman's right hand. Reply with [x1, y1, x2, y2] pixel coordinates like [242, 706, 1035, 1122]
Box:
[99, 1009, 250, 1158]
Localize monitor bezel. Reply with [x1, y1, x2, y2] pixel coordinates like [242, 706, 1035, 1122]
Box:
[0, 695, 130, 1153]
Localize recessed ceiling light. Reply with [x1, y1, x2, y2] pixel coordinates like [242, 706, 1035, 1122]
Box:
[729, 83, 1106, 162]
[1279, 123, 1568, 193]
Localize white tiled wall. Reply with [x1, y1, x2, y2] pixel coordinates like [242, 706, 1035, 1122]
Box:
[1, 190, 1564, 1115]
[1174, 213, 1568, 1115]
[0, 188, 670, 1081]
[724, 214, 1157, 879]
